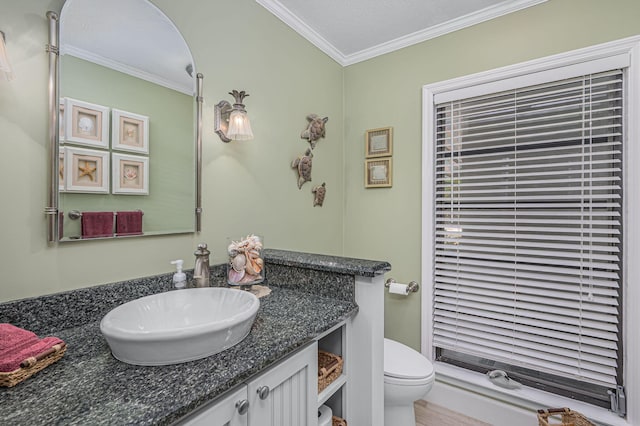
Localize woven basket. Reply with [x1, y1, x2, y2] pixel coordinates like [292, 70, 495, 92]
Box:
[332, 415, 347, 426]
[537, 408, 595, 426]
[318, 350, 343, 393]
[0, 344, 67, 387]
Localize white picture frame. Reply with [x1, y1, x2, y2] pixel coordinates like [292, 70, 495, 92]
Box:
[64, 146, 110, 193]
[112, 153, 149, 195]
[111, 109, 149, 154]
[65, 97, 110, 148]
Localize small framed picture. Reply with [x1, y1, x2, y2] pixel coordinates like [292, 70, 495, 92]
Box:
[365, 127, 393, 158]
[59, 147, 66, 191]
[65, 98, 110, 148]
[112, 109, 149, 154]
[365, 157, 392, 188]
[64, 146, 110, 193]
[112, 153, 149, 195]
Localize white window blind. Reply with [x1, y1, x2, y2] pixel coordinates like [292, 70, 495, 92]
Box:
[433, 70, 623, 389]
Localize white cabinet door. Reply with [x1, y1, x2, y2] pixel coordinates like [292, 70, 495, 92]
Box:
[179, 385, 249, 426]
[247, 343, 318, 426]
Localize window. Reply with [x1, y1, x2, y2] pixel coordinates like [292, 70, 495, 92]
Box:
[422, 45, 639, 413]
[432, 69, 623, 407]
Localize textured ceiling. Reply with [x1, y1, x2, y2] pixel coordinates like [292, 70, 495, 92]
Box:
[257, 0, 547, 65]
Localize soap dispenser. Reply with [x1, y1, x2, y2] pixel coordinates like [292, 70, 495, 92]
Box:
[193, 243, 211, 288]
[170, 259, 187, 289]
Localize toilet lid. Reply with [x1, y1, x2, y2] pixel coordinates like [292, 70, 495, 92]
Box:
[384, 338, 434, 380]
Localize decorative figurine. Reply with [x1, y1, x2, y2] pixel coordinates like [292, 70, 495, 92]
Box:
[301, 114, 328, 149]
[227, 234, 264, 285]
[312, 182, 326, 207]
[292, 148, 313, 189]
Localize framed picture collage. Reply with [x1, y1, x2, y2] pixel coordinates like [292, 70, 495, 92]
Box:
[59, 98, 149, 195]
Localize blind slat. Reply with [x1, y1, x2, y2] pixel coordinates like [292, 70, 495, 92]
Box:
[435, 257, 620, 280]
[434, 265, 619, 288]
[435, 224, 620, 236]
[434, 303, 619, 338]
[434, 325, 618, 365]
[435, 275, 619, 298]
[435, 318, 618, 355]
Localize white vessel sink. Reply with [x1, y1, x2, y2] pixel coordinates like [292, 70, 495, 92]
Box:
[100, 287, 260, 365]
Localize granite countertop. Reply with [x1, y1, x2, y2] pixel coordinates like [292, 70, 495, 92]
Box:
[0, 249, 390, 425]
[0, 286, 357, 425]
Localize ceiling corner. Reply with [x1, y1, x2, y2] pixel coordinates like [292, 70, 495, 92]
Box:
[257, 0, 549, 67]
[256, 0, 348, 66]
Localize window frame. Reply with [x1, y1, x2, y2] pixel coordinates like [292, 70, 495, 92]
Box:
[421, 36, 640, 425]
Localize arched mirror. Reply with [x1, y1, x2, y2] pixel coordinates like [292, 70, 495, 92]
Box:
[46, 0, 203, 242]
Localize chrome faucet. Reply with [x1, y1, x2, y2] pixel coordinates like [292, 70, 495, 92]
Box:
[193, 243, 211, 287]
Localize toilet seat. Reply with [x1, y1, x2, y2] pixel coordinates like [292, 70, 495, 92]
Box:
[384, 373, 433, 386]
[384, 338, 434, 382]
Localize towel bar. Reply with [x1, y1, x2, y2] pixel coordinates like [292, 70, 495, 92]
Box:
[68, 210, 144, 220]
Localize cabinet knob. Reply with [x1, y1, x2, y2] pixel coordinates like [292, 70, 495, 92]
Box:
[257, 386, 270, 400]
[236, 399, 249, 415]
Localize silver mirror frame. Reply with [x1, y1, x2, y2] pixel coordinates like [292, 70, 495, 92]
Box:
[45, 10, 204, 243]
[195, 73, 203, 232]
[45, 11, 59, 243]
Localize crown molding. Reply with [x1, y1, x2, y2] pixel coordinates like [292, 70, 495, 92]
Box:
[61, 45, 194, 95]
[257, 0, 548, 67]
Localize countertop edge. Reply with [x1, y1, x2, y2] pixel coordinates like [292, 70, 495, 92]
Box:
[264, 248, 391, 277]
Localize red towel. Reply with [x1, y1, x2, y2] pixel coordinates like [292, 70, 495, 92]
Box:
[116, 210, 143, 236]
[0, 324, 65, 372]
[81, 211, 114, 238]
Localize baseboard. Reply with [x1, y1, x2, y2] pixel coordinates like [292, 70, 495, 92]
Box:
[423, 381, 535, 426]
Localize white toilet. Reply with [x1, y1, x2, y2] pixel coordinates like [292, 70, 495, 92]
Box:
[384, 338, 435, 426]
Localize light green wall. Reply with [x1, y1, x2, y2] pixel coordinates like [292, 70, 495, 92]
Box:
[60, 55, 194, 237]
[343, 0, 640, 350]
[2, 0, 639, 352]
[0, 0, 343, 302]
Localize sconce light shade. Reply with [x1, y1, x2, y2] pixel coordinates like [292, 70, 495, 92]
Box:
[0, 31, 14, 81]
[227, 109, 254, 141]
[214, 90, 253, 142]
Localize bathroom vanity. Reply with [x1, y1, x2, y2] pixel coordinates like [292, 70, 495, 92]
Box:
[181, 340, 318, 425]
[0, 250, 389, 426]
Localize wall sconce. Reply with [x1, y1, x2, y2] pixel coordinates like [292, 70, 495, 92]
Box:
[0, 31, 14, 81]
[214, 90, 254, 142]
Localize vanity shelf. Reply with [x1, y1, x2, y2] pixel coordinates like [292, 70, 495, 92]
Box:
[317, 321, 348, 419]
[318, 374, 347, 406]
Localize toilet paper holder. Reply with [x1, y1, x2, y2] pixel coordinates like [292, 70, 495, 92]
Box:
[385, 278, 420, 293]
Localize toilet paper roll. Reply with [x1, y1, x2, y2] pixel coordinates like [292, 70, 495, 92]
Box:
[318, 404, 333, 426]
[388, 282, 409, 295]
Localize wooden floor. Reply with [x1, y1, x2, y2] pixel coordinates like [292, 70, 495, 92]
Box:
[414, 400, 492, 426]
